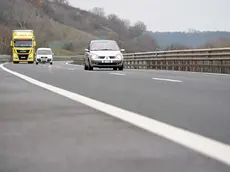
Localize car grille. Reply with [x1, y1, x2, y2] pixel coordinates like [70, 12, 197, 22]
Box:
[98, 56, 115, 59]
[96, 62, 121, 65]
[18, 54, 29, 60]
[17, 50, 30, 53]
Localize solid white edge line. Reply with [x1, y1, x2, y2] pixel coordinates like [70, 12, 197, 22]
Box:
[109, 72, 126, 76]
[152, 77, 182, 83]
[202, 73, 230, 77]
[1, 63, 230, 166]
[124, 68, 230, 77]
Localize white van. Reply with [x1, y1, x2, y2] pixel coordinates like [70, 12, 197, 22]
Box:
[35, 48, 53, 65]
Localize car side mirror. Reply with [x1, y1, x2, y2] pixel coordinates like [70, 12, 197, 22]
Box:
[120, 49, 125, 52]
[10, 41, 13, 47]
[85, 49, 89, 52]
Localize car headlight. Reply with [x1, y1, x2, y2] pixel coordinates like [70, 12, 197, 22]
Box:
[91, 54, 98, 60]
[116, 54, 123, 60]
[13, 54, 18, 58]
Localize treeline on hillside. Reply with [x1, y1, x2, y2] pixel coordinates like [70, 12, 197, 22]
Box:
[0, 0, 158, 54]
[43, 0, 159, 52]
[149, 31, 230, 49]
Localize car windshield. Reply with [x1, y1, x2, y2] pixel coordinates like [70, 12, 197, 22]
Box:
[37, 49, 52, 55]
[14, 39, 32, 47]
[90, 41, 120, 51]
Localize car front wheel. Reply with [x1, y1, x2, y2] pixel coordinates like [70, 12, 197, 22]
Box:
[84, 63, 88, 70]
[88, 60, 93, 70]
[118, 65, 124, 71]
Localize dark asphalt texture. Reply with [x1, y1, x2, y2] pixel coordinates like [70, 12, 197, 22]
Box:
[0, 62, 230, 172]
[5, 62, 230, 144]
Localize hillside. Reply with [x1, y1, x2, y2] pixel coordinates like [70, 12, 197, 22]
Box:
[148, 31, 230, 49]
[0, 0, 159, 55]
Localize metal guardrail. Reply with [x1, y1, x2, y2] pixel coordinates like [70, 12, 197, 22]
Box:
[123, 47, 230, 74]
[71, 47, 230, 74]
[0, 55, 72, 63]
[0, 55, 10, 63]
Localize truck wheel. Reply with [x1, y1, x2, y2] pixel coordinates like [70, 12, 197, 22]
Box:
[36, 62, 38, 65]
[50, 62, 53, 65]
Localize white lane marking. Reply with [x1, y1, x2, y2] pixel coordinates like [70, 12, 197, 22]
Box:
[152, 77, 182, 83]
[67, 68, 75, 71]
[65, 61, 82, 67]
[48, 65, 79, 70]
[202, 73, 230, 77]
[109, 72, 126, 76]
[126, 69, 230, 77]
[1, 63, 230, 166]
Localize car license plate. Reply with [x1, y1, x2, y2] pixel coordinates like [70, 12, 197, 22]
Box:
[21, 56, 25, 59]
[103, 60, 110, 63]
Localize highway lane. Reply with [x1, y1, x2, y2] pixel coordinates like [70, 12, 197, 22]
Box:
[4, 62, 230, 145]
[1, 65, 230, 171]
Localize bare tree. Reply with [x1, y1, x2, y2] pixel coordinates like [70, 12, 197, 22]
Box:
[122, 19, 131, 29]
[0, 25, 11, 54]
[137, 33, 159, 51]
[2, 0, 41, 28]
[107, 14, 130, 38]
[165, 43, 190, 50]
[129, 21, 147, 38]
[198, 37, 230, 48]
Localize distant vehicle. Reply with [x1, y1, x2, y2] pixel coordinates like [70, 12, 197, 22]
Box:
[10, 30, 36, 64]
[35, 48, 53, 65]
[84, 40, 125, 70]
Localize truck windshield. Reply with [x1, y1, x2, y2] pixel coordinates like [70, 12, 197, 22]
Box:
[37, 50, 52, 55]
[14, 39, 32, 47]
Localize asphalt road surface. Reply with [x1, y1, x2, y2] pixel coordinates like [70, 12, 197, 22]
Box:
[0, 61, 230, 172]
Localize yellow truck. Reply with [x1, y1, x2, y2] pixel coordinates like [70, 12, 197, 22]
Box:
[10, 30, 36, 63]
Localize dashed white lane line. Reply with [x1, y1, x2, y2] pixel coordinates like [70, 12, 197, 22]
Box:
[47, 65, 79, 70]
[1, 63, 230, 166]
[67, 68, 75, 71]
[65, 61, 82, 67]
[152, 77, 182, 83]
[109, 72, 126, 76]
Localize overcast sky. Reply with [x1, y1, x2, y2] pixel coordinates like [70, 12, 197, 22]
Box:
[69, 0, 229, 32]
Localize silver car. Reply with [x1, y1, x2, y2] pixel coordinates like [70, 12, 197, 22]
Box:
[84, 40, 125, 70]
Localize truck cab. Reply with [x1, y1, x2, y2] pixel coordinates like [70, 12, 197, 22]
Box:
[10, 30, 36, 64]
